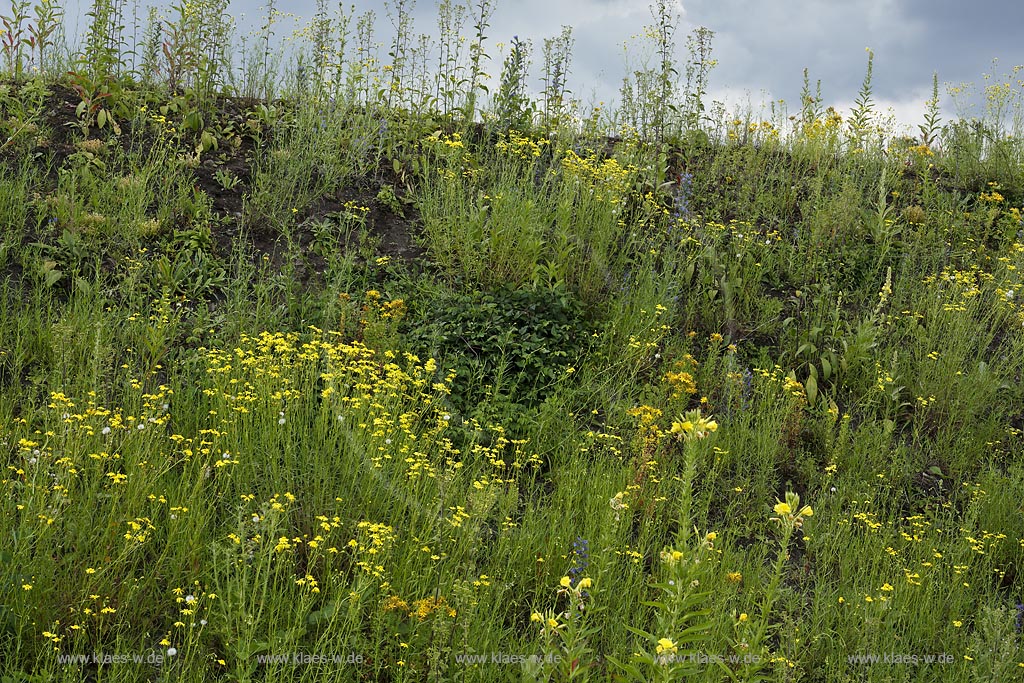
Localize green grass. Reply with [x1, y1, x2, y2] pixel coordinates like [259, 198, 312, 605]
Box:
[1, 1, 1024, 681]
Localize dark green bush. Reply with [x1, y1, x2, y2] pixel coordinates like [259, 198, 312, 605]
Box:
[403, 285, 591, 415]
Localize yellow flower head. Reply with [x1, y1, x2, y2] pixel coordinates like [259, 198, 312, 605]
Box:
[660, 549, 685, 565]
[656, 637, 677, 654]
[771, 492, 813, 531]
[670, 409, 718, 441]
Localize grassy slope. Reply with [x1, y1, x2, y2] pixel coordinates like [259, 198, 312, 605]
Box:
[0, 73, 1023, 683]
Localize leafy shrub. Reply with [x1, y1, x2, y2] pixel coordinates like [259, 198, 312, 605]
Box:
[403, 285, 591, 414]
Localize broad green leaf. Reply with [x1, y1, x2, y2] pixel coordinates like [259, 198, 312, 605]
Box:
[805, 373, 817, 406]
[623, 624, 655, 640]
[603, 655, 646, 681]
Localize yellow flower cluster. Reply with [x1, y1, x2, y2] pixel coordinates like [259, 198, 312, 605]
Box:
[383, 594, 457, 619]
[798, 107, 844, 142]
[782, 375, 806, 399]
[348, 521, 397, 580]
[663, 369, 697, 397]
[727, 118, 781, 143]
[558, 149, 636, 205]
[627, 405, 663, 436]
[495, 130, 549, 160]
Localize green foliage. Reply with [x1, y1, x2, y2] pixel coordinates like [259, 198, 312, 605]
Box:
[0, 0, 32, 80]
[492, 35, 534, 132]
[82, 0, 124, 82]
[403, 285, 590, 414]
[383, 0, 415, 109]
[618, 3, 682, 144]
[798, 68, 823, 133]
[919, 72, 942, 147]
[1, 0, 62, 79]
[147, 0, 234, 147]
[462, 0, 495, 123]
[66, 61, 120, 135]
[434, 0, 468, 116]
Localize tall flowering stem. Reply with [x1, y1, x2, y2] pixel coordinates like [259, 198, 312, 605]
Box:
[568, 537, 590, 592]
[669, 409, 717, 545]
[606, 533, 720, 682]
[529, 574, 598, 680]
[742, 491, 814, 677]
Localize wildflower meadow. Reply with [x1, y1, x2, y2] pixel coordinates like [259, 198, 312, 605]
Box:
[1, 0, 1023, 680]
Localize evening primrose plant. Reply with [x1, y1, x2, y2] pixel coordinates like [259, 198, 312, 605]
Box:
[527, 574, 600, 682]
[606, 533, 719, 683]
[669, 408, 717, 545]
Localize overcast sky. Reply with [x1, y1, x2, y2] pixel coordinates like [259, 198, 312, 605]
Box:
[69, 0, 1024, 132]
